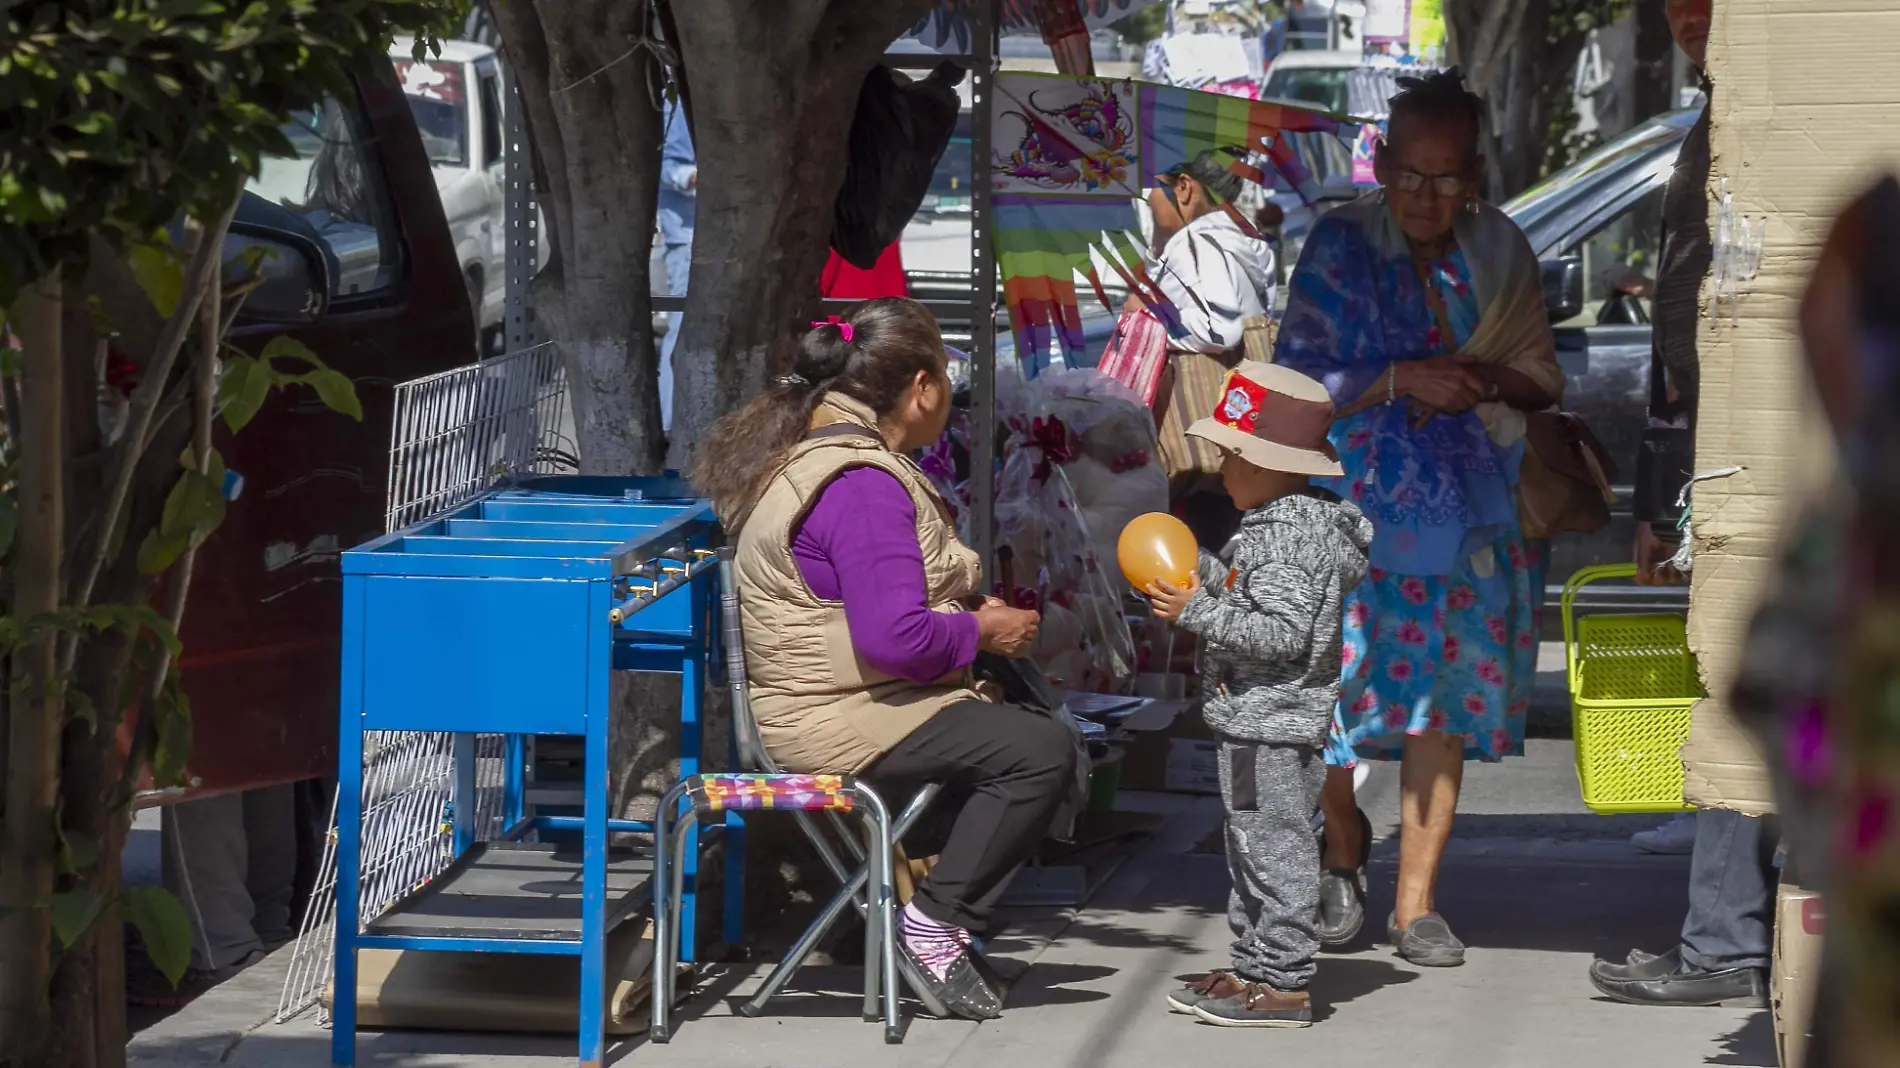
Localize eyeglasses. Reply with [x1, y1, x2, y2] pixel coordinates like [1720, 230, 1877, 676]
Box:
[1387, 169, 1467, 198]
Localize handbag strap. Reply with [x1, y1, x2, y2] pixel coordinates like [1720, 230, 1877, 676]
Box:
[1561, 415, 1619, 504]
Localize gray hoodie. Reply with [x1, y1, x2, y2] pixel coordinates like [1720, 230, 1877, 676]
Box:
[1177, 490, 1374, 747]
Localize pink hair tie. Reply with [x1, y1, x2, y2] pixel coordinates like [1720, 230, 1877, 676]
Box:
[812, 315, 854, 342]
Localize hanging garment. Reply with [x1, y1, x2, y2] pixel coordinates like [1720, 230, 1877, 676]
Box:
[831, 63, 964, 270]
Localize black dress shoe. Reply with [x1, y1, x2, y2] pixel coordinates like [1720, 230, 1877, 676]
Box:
[1592, 946, 1681, 983]
[1589, 946, 1768, 1008]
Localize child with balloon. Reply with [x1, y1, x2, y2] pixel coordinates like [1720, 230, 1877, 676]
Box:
[1122, 363, 1372, 1028]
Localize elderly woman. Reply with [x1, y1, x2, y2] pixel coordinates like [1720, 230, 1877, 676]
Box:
[696, 297, 1073, 1021]
[1274, 71, 1562, 967]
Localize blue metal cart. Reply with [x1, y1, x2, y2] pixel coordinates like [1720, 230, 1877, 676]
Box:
[331, 476, 735, 1068]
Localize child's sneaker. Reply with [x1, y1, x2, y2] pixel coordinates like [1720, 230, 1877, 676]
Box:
[1165, 970, 1241, 1014]
[1192, 983, 1313, 1027]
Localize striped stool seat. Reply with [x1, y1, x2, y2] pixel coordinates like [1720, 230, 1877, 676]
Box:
[685, 774, 856, 813]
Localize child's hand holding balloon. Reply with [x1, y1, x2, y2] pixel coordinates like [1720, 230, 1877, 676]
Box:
[1144, 573, 1199, 622]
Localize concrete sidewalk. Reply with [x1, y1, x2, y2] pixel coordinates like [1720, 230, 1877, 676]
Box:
[128, 742, 1776, 1068]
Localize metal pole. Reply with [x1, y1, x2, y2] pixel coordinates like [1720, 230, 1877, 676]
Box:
[970, 1, 999, 578]
[502, 64, 540, 355]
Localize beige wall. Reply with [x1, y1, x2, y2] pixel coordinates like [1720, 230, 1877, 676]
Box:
[1681, 0, 1899, 812]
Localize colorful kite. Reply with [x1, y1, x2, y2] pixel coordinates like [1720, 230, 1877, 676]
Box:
[990, 71, 1362, 374]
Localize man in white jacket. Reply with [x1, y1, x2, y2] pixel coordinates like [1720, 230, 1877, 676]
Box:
[1134, 151, 1277, 352]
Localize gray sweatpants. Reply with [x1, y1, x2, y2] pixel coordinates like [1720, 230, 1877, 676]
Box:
[161, 786, 297, 973]
[1218, 739, 1326, 991]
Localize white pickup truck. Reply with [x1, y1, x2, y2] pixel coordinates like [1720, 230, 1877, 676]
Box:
[390, 37, 544, 350]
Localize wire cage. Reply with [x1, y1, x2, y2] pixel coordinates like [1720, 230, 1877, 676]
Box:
[383, 341, 578, 533]
[278, 344, 579, 1023]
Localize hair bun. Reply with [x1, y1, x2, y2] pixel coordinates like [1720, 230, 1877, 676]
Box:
[794, 319, 856, 384]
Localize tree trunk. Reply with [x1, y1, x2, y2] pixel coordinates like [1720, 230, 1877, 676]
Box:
[1447, 0, 1550, 200]
[495, 0, 937, 822]
[663, 0, 940, 470]
[491, 0, 668, 476]
[0, 275, 65, 1063]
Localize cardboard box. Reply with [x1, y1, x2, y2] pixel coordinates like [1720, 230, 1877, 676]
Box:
[1773, 881, 1824, 1068]
[1681, 0, 1899, 813]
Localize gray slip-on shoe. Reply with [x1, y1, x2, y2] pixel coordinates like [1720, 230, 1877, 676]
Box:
[1390, 911, 1466, 968]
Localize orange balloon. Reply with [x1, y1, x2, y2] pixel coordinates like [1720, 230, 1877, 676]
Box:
[1116, 512, 1198, 591]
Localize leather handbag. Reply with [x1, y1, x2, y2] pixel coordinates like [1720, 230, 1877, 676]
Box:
[1517, 411, 1619, 539]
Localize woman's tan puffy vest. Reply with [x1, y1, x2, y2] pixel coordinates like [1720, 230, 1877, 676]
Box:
[734, 394, 983, 774]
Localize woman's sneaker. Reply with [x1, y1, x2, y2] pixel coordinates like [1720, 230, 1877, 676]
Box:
[898, 903, 1003, 1020]
[1166, 970, 1240, 1014]
[1192, 982, 1313, 1028]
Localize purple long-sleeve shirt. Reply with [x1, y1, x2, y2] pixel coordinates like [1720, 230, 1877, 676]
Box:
[791, 466, 979, 684]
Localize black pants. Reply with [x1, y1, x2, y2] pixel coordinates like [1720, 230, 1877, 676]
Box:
[862, 700, 1077, 931]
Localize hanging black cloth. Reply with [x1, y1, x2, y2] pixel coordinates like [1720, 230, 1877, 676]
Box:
[830, 61, 964, 270]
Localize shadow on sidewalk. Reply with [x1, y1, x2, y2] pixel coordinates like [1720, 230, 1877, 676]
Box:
[1707, 1010, 1777, 1067]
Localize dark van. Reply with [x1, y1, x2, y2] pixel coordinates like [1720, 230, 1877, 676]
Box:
[147, 58, 475, 802]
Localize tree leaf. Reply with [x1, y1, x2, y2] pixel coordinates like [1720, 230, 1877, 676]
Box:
[49, 888, 105, 949]
[151, 679, 193, 788]
[124, 886, 192, 987]
[127, 242, 183, 317]
[137, 529, 190, 575]
[302, 368, 363, 421]
[257, 333, 323, 371]
[58, 830, 100, 876]
[216, 353, 271, 432]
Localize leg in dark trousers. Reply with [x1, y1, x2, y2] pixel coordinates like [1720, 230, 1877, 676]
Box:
[1221, 740, 1327, 991]
[862, 700, 1077, 932]
[1680, 809, 1778, 972]
[1589, 807, 1778, 1007]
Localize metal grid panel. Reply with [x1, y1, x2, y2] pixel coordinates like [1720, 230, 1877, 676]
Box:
[277, 732, 509, 1022]
[383, 342, 576, 533]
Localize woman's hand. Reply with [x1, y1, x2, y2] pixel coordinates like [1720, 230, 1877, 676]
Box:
[1633, 525, 1686, 586]
[1395, 356, 1483, 412]
[1143, 574, 1200, 622]
[975, 603, 1041, 658]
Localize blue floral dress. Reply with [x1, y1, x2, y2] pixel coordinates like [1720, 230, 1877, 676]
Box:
[1276, 207, 1545, 766]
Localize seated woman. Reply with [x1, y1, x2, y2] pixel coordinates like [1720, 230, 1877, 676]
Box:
[1274, 70, 1563, 967]
[695, 297, 1072, 1021]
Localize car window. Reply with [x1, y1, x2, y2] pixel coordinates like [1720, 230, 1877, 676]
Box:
[244, 94, 404, 300]
[479, 70, 505, 170]
[392, 59, 468, 168]
[1558, 184, 1665, 329]
[1262, 68, 1350, 114]
[1505, 117, 1682, 226]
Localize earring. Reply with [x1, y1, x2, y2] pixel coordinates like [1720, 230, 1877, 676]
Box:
[1466, 197, 1480, 216]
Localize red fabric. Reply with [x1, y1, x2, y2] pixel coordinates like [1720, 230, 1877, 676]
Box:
[821, 242, 910, 300]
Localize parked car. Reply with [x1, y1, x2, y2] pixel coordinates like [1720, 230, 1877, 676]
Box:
[161, 58, 477, 802]
[388, 37, 531, 351]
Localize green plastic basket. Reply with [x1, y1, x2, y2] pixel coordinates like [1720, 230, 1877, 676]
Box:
[1561, 565, 1699, 814]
